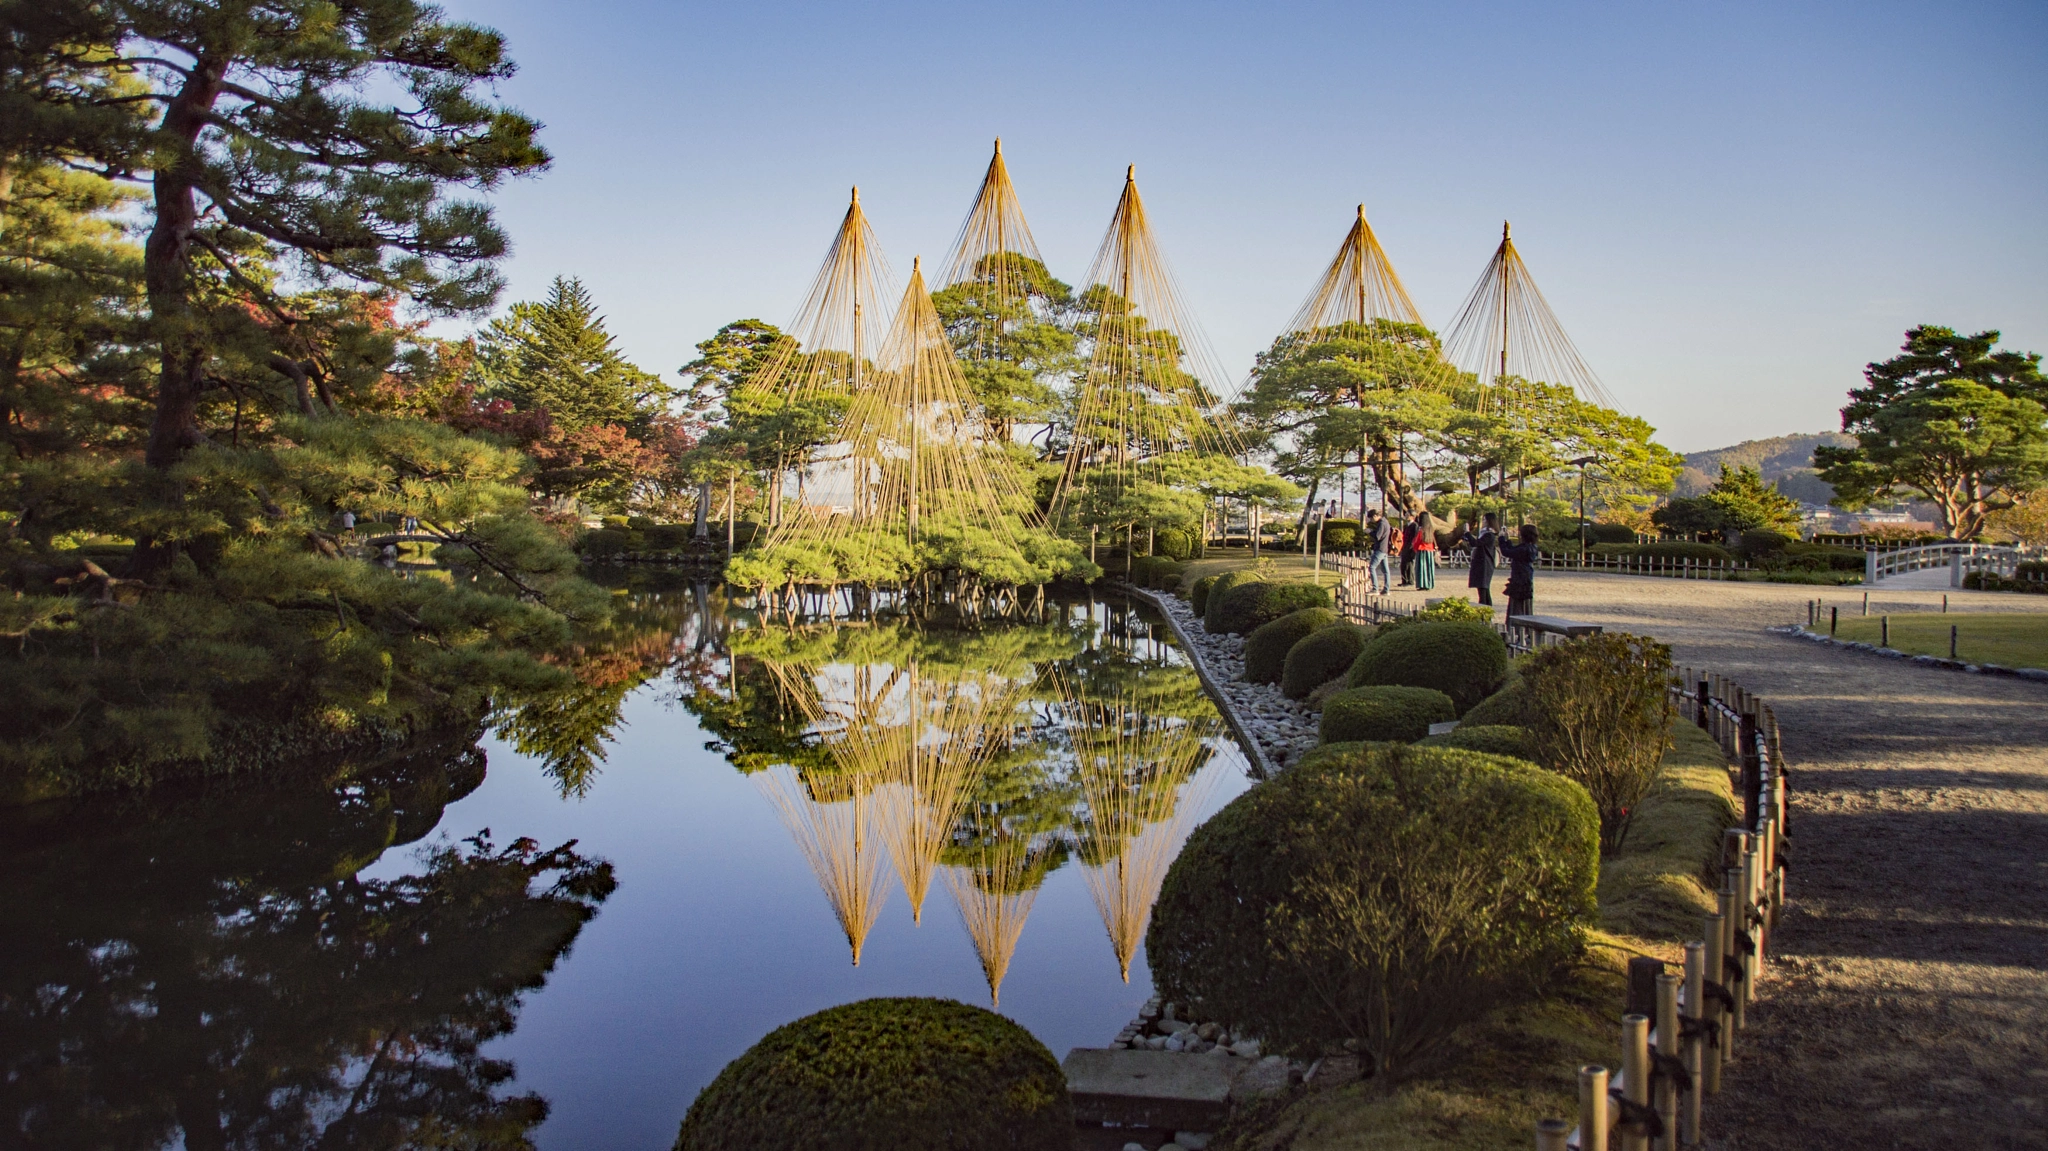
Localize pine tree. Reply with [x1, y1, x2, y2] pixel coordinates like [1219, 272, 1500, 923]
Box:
[477, 276, 673, 433]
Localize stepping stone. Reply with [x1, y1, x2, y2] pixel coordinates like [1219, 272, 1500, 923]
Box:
[1064, 1048, 1243, 1131]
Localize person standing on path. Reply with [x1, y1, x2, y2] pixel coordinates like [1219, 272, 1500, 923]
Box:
[1501, 523, 1539, 618]
[1398, 513, 1419, 587]
[1466, 512, 1500, 606]
[1365, 508, 1393, 594]
[1410, 504, 1438, 591]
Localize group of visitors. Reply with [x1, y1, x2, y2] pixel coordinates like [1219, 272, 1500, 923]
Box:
[1356, 504, 1542, 617]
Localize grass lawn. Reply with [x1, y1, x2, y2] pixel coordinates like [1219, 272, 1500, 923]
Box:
[1176, 551, 1345, 591]
[1831, 611, 2048, 669]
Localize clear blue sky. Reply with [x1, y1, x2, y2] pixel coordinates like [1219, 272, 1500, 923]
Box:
[441, 0, 2046, 452]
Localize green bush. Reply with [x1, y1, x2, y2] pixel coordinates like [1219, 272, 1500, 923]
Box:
[1126, 555, 1177, 589]
[1153, 527, 1193, 561]
[577, 527, 630, 557]
[1201, 569, 1268, 632]
[1320, 685, 1456, 743]
[1419, 723, 1535, 761]
[1345, 619, 1508, 714]
[1782, 541, 1868, 571]
[1460, 674, 1536, 728]
[1211, 580, 1331, 636]
[1523, 633, 1676, 852]
[626, 515, 657, 531]
[1737, 529, 1793, 560]
[1589, 523, 1637, 545]
[644, 524, 693, 550]
[1374, 596, 1495, 639]
[1190, 574, 1220, 614]
[674, 997, 1071, 1151]
[1314, 518, 1363, 551]
[1146, 744, 1598, 1072]
[1243, 607, 1340, 684]
[601, 515, 631, 529]
[1280, 622, 1374, 700]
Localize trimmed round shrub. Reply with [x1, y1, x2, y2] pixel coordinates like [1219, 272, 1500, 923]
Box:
[1345, 619, 1508, 714]
[1588, 522, 1637, 545]
[1243, 607, 1340, 684]
[674, 997, 1071, 1151]
[1459, 673, 1536, 728]
[1523, 632, 1676, 852]
[1319, 684, 1456, 743]
[1210, 580, 1330, 636]
[1419, 723, 1535, 761]
[1147, 744, 1598, 1072]
[644, 524, 693, 550]
[1737, 529, 1793, 560]
[576, 527, 629, 556]
[1153, 527, 1194, 561]
[1315, 517, 1363, 551]
[1281, 623, 1374, 700]
[1189, 574, 1219, 613]
[1127, 555, 1180, 589]
[1373, 596, 1495, 639]
[1200, 569, 1267, 632]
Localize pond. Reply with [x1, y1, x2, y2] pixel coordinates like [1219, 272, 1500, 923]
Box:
[1, 588, 1254, 1149]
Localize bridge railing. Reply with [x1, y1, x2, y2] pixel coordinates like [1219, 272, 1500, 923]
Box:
[1866, 543, 2021, 586]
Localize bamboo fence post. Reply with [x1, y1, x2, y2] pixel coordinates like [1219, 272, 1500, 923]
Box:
[1701, 913, 1725, 1093]
[1579, 1065, 1611, 1151]
[1682, 941, 1705, 1140]
[1655, 973, 1681, 1151]
[1621, 1015, 1651, 1151]
[1535, 1118, 1571, 1151]
[1719, 875, 1745, 1050]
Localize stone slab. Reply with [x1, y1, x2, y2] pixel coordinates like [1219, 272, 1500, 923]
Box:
[1064, 1048, 1243, 1131]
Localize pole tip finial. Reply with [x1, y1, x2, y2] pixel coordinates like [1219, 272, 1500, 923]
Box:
[1126, 163, 1135, 181]
[912, 254, 921, 273]
[993, 136, 1002, 154]
[1502, 220, 1511, 240]
[851, 185, 860, 205]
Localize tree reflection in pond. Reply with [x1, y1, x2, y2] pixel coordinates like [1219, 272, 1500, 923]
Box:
[683, 593, 1228, 1005]
[0, 733, 616, 1150]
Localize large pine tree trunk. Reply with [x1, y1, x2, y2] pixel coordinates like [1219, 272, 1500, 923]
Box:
[142, 56, 227, 472]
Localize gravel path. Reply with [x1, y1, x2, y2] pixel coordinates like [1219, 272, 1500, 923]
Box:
[1383, 573, 2048, 1150]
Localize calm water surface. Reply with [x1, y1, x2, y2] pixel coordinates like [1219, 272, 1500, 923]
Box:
[4, 590, 1252, 1149]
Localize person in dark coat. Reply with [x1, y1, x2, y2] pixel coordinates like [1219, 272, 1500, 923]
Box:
[1501, 523, 1540, 618]
[1398, 514, 1419, 586]
[1466, 512, 1500, 606]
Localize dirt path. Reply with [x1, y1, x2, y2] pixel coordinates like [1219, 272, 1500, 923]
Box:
[1386, 573, 2048, 1149]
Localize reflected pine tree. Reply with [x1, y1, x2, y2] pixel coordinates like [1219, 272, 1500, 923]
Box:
[0, 734, 615, 1150]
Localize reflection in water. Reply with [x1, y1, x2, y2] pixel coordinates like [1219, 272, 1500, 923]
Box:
[692, 593, 1229, 1006]
[0, 732, 615, 1150]
[1068, 688, 1221, 982]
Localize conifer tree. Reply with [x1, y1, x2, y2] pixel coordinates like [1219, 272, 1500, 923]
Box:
[477, 276, 673, 433]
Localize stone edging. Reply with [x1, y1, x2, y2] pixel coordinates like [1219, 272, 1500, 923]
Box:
[1114, 583, 1322, 775]
[1769, 624, 2048, 682]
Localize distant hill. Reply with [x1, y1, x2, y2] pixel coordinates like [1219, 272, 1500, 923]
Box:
[1675, 432, 1854, 503]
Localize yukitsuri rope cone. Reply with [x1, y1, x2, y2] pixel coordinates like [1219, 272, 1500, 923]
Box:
[1053, 166, 1240, 524]
[1441, 220, 1619, 414]
[1287, 204, 1428, 332]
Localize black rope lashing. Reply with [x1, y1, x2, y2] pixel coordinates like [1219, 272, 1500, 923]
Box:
[1678, 1012, 1720, 1047]
[1734, 929, 1757, 957]
[1702, 980, 1738, 1012]
[1651, 1050, 1693, 1094]
[1608, 1088, 1666, 1138]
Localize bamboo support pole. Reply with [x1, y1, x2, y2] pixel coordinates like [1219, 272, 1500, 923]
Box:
[1536, 1118, 1571, 1151]
[1621, 1015, 1651, 1151]
[1655, 973, 1680, 1151]
[1681, 941, 1705, 1141]
[1701, 914, 1725, 1093]
[1578, 1065, 1611, 1151]
[1719, 878, 1745, 1050]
